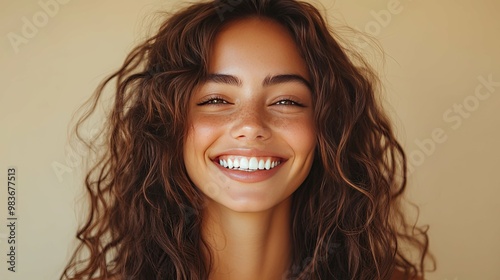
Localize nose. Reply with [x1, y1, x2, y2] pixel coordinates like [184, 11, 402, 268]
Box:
[229, 105, 271, 141]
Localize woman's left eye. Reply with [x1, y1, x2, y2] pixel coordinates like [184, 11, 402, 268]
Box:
[274, 99, 304, 107]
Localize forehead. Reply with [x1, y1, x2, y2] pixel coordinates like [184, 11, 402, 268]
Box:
[209, 17, 310, 81]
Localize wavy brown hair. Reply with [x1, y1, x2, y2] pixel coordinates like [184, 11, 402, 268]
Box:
[62, 0, 434, 279]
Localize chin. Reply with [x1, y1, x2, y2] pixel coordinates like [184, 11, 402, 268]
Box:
[217, 193, 292, 214]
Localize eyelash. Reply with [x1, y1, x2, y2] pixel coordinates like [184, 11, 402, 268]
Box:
[197, 96, 229, 106]
[274, 98, 305, 107]
[197, 96, 305, 107]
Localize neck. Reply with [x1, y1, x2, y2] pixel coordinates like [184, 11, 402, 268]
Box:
[201, 198, 292, 280]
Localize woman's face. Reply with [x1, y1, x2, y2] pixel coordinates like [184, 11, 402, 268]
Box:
[183, 18, 316, 213]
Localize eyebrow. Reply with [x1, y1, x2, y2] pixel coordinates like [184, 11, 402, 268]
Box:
[204, 73, 311, 89]
[205, 73, 241, 86]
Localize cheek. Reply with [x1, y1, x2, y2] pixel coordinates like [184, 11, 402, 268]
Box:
[184, 114, 231, 158]
[189, 114, 230, 141]
[275, 115, 316, 153]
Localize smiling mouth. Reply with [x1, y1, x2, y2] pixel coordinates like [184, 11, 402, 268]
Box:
[216, 156, 283, 172]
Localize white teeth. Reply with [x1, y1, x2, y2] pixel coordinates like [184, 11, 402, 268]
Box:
[249, 158, 258, 170]
[218, 156, 281, 171]
[240, 157, 249, 169]
[258, 159, 265, 170]
[264, 159, 271, 170]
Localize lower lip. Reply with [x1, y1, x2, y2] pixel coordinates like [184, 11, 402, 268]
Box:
[214, 161, 284, 183]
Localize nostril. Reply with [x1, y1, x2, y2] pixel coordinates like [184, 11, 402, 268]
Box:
[231, 123, 272, 141]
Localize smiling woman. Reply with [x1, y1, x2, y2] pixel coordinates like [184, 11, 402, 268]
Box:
[184, 18, 316, 216]
[61, 0, 433, 279]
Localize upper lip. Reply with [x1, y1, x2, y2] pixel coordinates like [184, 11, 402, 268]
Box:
[211, 148, 288, 161]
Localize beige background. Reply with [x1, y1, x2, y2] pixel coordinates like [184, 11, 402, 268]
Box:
[1, 0, 499, 279]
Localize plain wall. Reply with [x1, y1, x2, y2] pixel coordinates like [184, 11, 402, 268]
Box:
[1, 0, 499, 279]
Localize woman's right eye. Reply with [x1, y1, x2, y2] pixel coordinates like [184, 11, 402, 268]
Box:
[197, 97, 230, 106]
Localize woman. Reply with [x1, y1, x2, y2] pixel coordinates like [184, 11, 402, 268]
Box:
[62, 0, 433, 279]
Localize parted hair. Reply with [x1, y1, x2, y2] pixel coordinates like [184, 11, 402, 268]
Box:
[62, 0, 432, 279]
